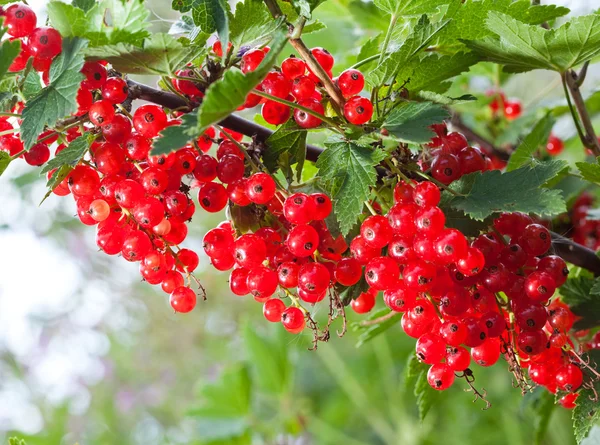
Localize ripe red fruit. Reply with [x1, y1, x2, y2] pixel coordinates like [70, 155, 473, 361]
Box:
[546, 134, 564, 156]
[519, 223, 551, 256]
[133, 104, 168, 138]
[337, 69, 365, 98]
[23, 142, 50, 166]
[4, 4, 37, 38]
[263, 299, 286, 322]
[471, 338, 501, 367]
[114, 179, 144, 208]
[261, 100, 290, 125]
[298, 262, 330, 294]
[456, 247, 485, 277]
[335, 258, 362, 286]
[556, 364, 583, 392]
[343, 96, 373, 125]
[283, 193, 315, 225]
[277, 262, 300, 288]
[247, 266, 278, 299]
[81, 61, 107, 90]
[414, 206, 445, 236]
[89, 100, 115, 127]
[434, 228, 468, 264]
[440, 320, 467, 346]
[310, 47, 334, 71]
[517, 329, 548, 356]
[170, 287, 197, 313]
[287, 224, 319, 257]
[198, 182, 228, 212]
[427, 363, 455, 390]
[504, 99, 522, 119]
[234, 234, 267, 268]
[245, 173, 276, 204]
[68, 165, 100, 196]
[133, 197, 164, 228]
[294, 98, 324, 128]
[281, 56, 306, 80]
[383, 284, 416, 312]
[365, 256, 399, 290]
[446, 346, 471, 371]
[416, 333, 445, 364]
[203, 227, 235, 259]
[361, 215, 393, 248]
[413, 181, 440, 207]
[281, 307, 306, 334]
[292, 76, 316, 100]
[538, 255, 569, 287]
[524, 271, 556, 303]
[28, 27, 62, 59]
[431, 153, 460, 185]
[229, 268, 250, 296]
[241, 48, 266, 74]
[121, 230, 152, 262]
[351, 291, 376, 314]
[101, 77, 128, 104]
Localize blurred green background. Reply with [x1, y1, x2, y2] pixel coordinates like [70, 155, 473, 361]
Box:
[2, 0, 600, 444]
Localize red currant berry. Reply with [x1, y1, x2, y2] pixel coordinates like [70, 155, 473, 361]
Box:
[364, 256, 399, 290]
[361, 215, 393, 248]
[28, 27, 62, 59]
[229, 268, 250, 296]
[294, 98, 324, 129]
[471, 338, 501, 367]
[556, 364, 583, 392]
[170, 286, 196, 313]
[234, 234, 267, 268]
[446, 346, 471, 372]
[310, 47, 334, 71]
[247, 266, 279, 299]
[101, 77, 128, 104]
[4, 3, 37, 38]
[335, 257, 362, 286]
[261, 100, 290, 125]
[427, 363, 455, 390]
[281, 56, 306, 80]
[263, 299, 286, 322]
[343, 96, 373, 125]
[245, 172, 276, 204]
[281, 307, 306, 334]
[89, 100, 115, 127]
[198, 182, 228, 212]
[133, 104, 168, 138]
[337, 69, 365, 98]
[351, 290, 376, 314]
[81, 61, 107, 90]
[287, 224, 319, 257]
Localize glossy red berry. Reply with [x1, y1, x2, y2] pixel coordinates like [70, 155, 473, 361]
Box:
[431, 153, 460, 185]
[310, 47, 334, 71]
[234, 234, 267, 268]
[343, 96, 373, 125]
[350, 235, 380, 265]
[81, 61, 107, 90]
[4, 3, 37, 38]
[121, 230, 152, 262]
[198, 182, 228, 212]
[277, 262, 300, 288]
[556, 364, 583, 392]
[504, 100, 522, 119]
[170, 287, 196, 313]
[89, 100, 115, 127]
[335, 258, 362, 286]
[365, 256, 399, 290]
[292, 76, 316, 100]
[261, 100, 290, 125]
[133, 104, 168, 138]
[229, 268, 250, 296]
[281, 56, 306, 80]
[471, 338, 501, 367]
[294, 98, 324, 128]
[28, 27, 62, 59]
[101, 77, 128, 104]
[287, 224, 319, 257]
[23, 142, 50, 166]
[245, 172, 276, 204]
[247, 266, 278, 299]
[337, 69, 364, 98]
[434, 228, 468, 264]
[310, 193, 332, 220]
[525, 271, 556, 303]
[351, 291, 376, 314]
[446, 346, 471, 372]
[298, 262, 330, 294]
[456, 247, 485, 277]
[263, 299, 286, 322]
[281, 307, 306, 334]
[241, 48, 266, 74]
[427, 363, 455, 390]
[517, 329, 548, 356]
[546, 134, 564, 156]
[361, 215, 393, 248]
[416, 333, 445, 364]
[519, 223, 551, 256]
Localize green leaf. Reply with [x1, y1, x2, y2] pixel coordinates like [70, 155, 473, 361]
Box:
[577, 158, 600, 185]
[20, 37, 86, 151]
[466, 12, 600, 73]
[356, 34, 382, 69]
[444, 160, 567, 221]
[85, 33, 196, 76]
[560, 276, 600, 330]
[40, 135, 91, 175]
[436, 0, 569, 49]
[72, 0, 96, 11]
[367, 16, 449, 87]
[0, 151, 11, 177]
[48, 0, 150, 47]
[21, 70, 42, 100]
[417, 91, 477, 105]
[230, 0, 283, 48]
[196, 27, 287, 132]
[152, 110, 200, 156]
[573, 355, 600, 444]
[191, 365, 251, 418]
[532, 388, 556, 445]
[506, 114, 555, 171]
[41, 164, 73, 205]
[172, 0, 229, 47]
[373, 0, 447, 17]
[316, 138, 386, 236]
[404, 354, 438, 421]
[0, 21, 21, 82]
[352, 308, 401, 348]
[8, 438, 26, 445]
[399, 52, 480, 96]
[264, 121, 307, 182]
[243, 324, 291, 394]
[382, 102, 449, 144]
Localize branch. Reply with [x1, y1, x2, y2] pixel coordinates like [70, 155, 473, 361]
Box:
[563, 66, 600, 157]
[126, 79, 325, 162]
[450, 114, 510, 161]
[126, 79, 600, 277]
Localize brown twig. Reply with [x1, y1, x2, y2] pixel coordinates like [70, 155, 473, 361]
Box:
[359, 311, 396, 327]
[457, 368, 492, 410]
[562, 66, 600, 156]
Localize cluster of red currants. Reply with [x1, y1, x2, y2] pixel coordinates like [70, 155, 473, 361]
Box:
[4, 3, 63, 81]
[425, 123, 493, 184]
[487, 90, 522, 120]
[203, 190, 346, 333]
[233, 43, 373, 127]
